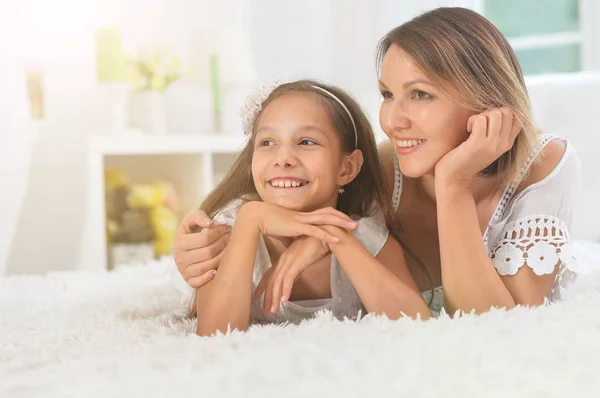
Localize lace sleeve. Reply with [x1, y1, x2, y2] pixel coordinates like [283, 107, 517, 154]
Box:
[487, 141, 582, 299]
[490, 216, 577, 276]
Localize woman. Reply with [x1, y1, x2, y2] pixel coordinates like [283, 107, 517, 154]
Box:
[172, 7, 580, 316]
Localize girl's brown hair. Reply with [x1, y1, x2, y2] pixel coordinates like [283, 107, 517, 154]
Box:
[189, 80, 393, 317]
[200, 79, 392, 222]
[377, 7, 540, 184]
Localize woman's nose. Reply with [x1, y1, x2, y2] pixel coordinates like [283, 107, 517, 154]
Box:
[383, 101, 411, 132]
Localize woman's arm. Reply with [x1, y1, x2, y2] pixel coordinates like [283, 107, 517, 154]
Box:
[436, 185, 516, 314]
[322, 225, 432, 320]
[435, 110, 568, 314]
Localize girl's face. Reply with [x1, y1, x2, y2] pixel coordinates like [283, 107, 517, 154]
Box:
[378, 45, 475, 178]
[252, 92, 360, 212]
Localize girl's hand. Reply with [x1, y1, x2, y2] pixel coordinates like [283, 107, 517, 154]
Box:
[242, 202, 358, 244]
[435, 108, 521, 189]
[253, 236, 330, 314]
[172, 210, 231, 288]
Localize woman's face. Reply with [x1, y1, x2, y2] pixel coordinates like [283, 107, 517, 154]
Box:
[378, 45, 475, 178]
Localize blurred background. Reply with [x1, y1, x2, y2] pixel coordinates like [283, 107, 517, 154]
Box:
[1, 0, 599, 276]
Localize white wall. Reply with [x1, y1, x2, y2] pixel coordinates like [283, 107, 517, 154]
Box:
[5, 0, 253, 274]
[9, 0, 597, 275]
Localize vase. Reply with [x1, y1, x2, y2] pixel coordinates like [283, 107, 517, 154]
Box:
[128, 91, 167, 134]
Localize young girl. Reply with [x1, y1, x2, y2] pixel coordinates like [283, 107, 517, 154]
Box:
[189, 80, 431, 336]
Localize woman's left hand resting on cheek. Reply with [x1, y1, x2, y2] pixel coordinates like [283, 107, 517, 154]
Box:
[435, 108, 521, 189]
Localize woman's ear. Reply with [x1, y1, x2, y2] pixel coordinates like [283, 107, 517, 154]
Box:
[338, 149, 364, 186]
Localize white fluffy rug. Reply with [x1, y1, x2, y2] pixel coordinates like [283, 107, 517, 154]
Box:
[2, 244, 600, 398]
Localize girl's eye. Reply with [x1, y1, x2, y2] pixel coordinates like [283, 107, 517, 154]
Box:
[380, 90, 393, 100]
[259, 139, 275, 147]
[299, 139, 317, 145]
[411, 90, 432, 100]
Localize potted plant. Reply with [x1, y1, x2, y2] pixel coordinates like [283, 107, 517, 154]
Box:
[127, 47, 187, 134]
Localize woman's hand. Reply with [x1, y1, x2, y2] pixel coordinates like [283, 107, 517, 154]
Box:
[243, 202, 358, 244]
[253, 236, 330, 314]
[435, 108, 521, 189]
[172, 210, 231, 288]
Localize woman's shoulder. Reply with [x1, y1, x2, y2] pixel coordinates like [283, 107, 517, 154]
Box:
[516, 136, 580, 195]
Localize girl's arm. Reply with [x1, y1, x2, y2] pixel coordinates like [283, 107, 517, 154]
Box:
[195, 204, 261, 336]
[196, 202, 359, 336]
[321, 225, 432, 320]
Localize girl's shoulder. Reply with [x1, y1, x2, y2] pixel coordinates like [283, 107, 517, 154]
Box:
[352, 205, 390, 257]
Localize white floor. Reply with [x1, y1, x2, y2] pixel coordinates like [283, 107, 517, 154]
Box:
[2, 251, 600, 398]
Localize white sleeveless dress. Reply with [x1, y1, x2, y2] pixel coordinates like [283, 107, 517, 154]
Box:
[174, 201, 391, 325]
[391, 134, 582, 316]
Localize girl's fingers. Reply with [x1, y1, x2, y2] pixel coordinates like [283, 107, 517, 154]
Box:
[310, 207, 354, 221]
[187, 270, 217, 289]
[262, 273, 275, 315]
[270, 265, 288, 313]
[300, 213, 358, 230]
[281, 273, 296, 303]
[302, 225, 340, 244]
[253, 276, 267, 300]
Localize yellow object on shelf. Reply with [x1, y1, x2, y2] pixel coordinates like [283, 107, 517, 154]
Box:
[105, 169, 131, 189]
[96, 28, 127, 83]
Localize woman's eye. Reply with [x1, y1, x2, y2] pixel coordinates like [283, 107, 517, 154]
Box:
[411, 90, 432, 100]
[299, 139, 317, 145]
[381, 90, 393, 100]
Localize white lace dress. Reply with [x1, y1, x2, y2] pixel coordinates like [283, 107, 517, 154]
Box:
[174, 200, 391, 325]
[391, 134, 582, 316]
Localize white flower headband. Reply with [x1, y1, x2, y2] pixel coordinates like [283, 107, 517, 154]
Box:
[238, 81, 358, 149]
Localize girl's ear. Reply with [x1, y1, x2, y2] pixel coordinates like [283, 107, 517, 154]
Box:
[338, 149, 364, 186]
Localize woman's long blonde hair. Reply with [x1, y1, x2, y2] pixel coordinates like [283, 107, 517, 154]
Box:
[377, 7, 540, 184]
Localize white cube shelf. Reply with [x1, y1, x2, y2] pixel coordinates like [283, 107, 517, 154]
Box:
[81, 132, 246, 271]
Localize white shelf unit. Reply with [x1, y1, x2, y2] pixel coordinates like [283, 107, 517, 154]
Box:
[81, 133, 247, 272]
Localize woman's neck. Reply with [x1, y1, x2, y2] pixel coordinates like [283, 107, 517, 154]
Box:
[418, 173, 504, 204]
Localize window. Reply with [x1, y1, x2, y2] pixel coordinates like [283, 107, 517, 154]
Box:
[479, 0, 598, 75]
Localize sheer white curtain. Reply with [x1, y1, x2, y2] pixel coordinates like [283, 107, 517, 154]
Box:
[0, 8, 32, 278]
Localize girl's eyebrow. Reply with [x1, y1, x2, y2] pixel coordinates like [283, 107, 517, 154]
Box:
[294, 125, 327, 135]
[255, 126, 275, 134]
[256, 125, 327, 135]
